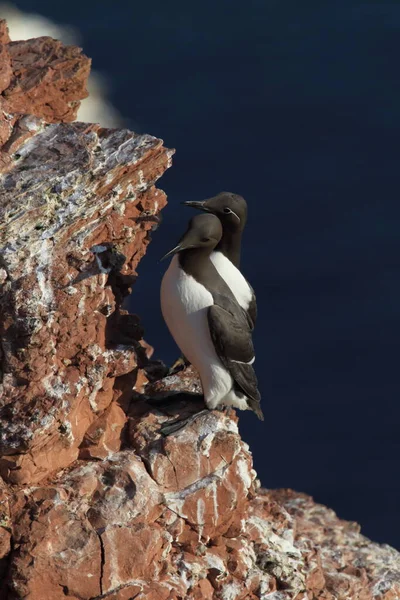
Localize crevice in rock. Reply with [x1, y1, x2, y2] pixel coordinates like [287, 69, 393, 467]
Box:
[90, 581, 142, 600]
[164, 449, 180, 489]
[138, 453, 157, 483]
[0, 540, 13, 600]
[163, 503, 207, 541]
[98, 244, 145, 354]
[164, 462, 230, 503]
[98, 530, 105, 595]
[58, 584, 87, 600]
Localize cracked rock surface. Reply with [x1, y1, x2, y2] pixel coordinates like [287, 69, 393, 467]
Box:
[0, 19, 399, 600]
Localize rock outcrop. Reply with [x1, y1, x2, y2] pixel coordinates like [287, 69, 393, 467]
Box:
[0, 20, 399, 600]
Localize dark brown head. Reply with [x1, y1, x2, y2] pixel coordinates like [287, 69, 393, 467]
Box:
[183, 191, 247, 232]
[160, 213, 223, 262]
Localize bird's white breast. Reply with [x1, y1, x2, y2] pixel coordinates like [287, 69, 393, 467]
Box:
[160, 255, 216, 367]
[160, 255, 251, 412]
[210, 251, 252, 310]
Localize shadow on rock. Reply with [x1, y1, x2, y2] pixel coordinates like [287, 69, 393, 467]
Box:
[128, 365, 208, 439]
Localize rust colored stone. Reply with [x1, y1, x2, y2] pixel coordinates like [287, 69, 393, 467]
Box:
[101, 524, 165, 591]
[191, 578, 215, 599]
[0, 24, 90, 177]
[0, 42, 12, 93]
[79, 401, 127, 459]
[103, 586, 142, 600]
[3, 37, 90, 122]
[0, 118, 171, 484]
[0, 20, 10, 44]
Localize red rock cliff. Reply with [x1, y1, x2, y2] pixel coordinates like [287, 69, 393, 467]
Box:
[0, 20, 399, 600]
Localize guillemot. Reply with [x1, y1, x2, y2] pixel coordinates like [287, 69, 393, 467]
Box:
[183, 191, 257, 329]
[160, 213, 264, 425]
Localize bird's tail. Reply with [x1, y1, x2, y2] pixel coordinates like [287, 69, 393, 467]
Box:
[253, 404, 264, 421]
[248, 398, 264, 421]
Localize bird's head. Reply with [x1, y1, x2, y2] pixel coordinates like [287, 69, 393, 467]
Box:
[183, 191, 247, 232]
[160, 213, 222, 261]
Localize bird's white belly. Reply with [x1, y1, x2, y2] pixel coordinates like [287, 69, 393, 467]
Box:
[161, 256, 215, 367]
[160, 256, 247, 411]
[210, 251, 252, 310]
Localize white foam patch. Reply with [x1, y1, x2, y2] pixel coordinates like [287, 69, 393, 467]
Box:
[1, 3, 123, 127]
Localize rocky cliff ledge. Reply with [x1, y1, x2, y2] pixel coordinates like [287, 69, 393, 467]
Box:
[0, 20, 399, 600]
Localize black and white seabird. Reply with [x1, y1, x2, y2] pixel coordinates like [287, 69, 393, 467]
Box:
[183, 191, 257, 329]
[160, 213, 264, 422]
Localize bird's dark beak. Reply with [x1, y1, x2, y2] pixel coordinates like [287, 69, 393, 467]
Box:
[159, 244, 182, 262]
[181, 200, 209, 211]
[160, 232, 199, 262]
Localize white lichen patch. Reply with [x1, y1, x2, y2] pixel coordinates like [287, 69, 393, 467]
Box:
[163, 464, 230, 527]
[137, 169, 147, 192]
[78, 292, 86, 316]
[199, 433, 214, 458]
[1, 124, 168, 257]
[103, 527, 121, 591]
[205, 552, 226, 574]
[36, 238, 55, 308]
[65, 285, 78, 295]
[260, 591, 289, 600]
[210, 480, 219, 524]
[43, 375, 71, 401]
[87, 379, 105, 412]
[196, 498, 205, 539]
[115, 201, 125, 215]
[236, 458, 253, 490]
[124, 184, 136, 202]
[268, 532, 301, 558]
[220, 581, 242, 600]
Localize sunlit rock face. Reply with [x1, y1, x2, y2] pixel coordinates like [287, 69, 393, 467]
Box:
[0, 19, 399, 600]
[0, 16, 172, 485]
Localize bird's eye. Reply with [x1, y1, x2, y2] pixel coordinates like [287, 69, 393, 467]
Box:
[201, 237, 210, 242]
[223, 207, 232, 214]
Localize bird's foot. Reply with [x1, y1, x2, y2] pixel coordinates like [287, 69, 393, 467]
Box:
[160, 408, 209, 436]
[146, 395, 175, 407]
[146, 391, 203, 408]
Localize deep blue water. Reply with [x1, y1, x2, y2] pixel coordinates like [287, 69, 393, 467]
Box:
[13, 0, 400, 548]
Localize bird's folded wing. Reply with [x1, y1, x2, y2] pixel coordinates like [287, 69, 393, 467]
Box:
[208, 295, 254, 362]
[207, 299, 263, 420]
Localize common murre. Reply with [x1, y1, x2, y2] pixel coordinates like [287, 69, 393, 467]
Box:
[183, 191, 257, 329]
[160, 213, 264, 428]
